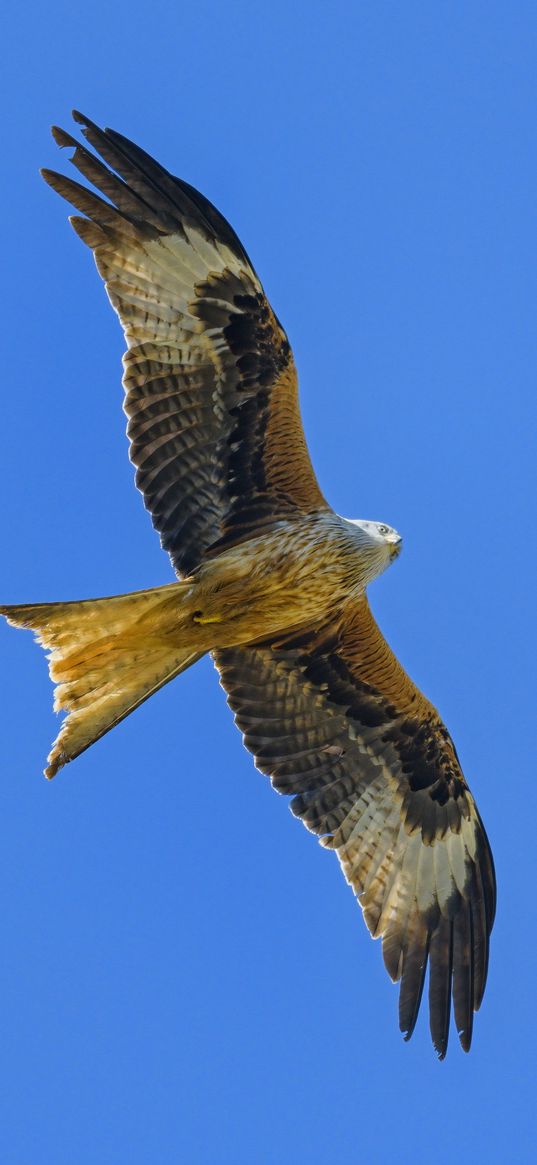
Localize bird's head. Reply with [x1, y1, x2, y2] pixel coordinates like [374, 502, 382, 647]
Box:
[345, 518, 403, 585]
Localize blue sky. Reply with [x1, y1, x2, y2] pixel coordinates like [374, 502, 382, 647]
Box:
[1, 2, 535, 1161]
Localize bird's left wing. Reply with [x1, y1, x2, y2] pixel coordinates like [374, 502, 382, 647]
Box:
[42, 112, 327, 577]
[215, 596, 495, 1057]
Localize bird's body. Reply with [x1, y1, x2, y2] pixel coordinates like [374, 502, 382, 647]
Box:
[181, 511, 402, 648]
[1, 112, 495, 1058]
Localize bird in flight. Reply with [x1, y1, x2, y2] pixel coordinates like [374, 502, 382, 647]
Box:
[1, 112, 495, 1058]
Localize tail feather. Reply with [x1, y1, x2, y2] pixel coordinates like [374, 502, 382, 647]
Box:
[1, 582, 203, 778]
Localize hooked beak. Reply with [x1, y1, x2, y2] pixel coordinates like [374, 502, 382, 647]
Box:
[388, 535, 403, 560]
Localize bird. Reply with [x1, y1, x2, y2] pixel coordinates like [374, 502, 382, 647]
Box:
[1, 111, 495, 1059]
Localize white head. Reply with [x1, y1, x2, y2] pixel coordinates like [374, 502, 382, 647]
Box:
[344, 518, 403, 586]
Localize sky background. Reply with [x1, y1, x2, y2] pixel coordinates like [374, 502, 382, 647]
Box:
[1, 3, 535, 1162]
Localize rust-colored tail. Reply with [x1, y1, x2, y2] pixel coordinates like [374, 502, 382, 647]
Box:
[1, 582, 203, 778]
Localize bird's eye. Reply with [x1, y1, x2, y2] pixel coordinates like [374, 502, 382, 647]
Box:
[378, 524, 390, 536]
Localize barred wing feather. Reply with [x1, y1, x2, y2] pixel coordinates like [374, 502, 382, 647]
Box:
[215, 597, 495, 1057]
[42, 112, 327, 577]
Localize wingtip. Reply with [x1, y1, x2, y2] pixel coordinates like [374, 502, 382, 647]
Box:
[402, 1020, 449, 1060]
[51, 125, 74, 149]
[40, 168, 65, 194]
[72, 109, 102, 138]
[458, 1028, 473, 1054]
[400, 1012, 420, 1044]
[400, 1014, 419, 1044]
[432, 1028, 450, 1060]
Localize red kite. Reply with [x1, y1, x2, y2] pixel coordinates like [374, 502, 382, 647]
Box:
[1, 113, 495, 1058]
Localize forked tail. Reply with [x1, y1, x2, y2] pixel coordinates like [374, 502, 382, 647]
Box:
[1, 582, 203, 778]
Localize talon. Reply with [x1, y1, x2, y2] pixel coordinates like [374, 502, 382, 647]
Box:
[193, 611, 222, 625]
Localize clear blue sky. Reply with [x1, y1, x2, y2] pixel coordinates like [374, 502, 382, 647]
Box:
[1, 3, 535, 1162]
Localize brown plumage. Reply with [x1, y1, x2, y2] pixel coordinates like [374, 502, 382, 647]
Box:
[1, 112, 495, 1058]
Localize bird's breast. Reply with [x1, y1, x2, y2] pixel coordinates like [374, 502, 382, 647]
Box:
[194, 512, 370, 646]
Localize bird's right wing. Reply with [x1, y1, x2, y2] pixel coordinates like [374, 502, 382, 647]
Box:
[215, 595, 495, 1058]
[42, 112, 328, 578]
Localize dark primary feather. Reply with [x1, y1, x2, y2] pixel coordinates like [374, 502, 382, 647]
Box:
[215, 597, 495, 1056]
[42, 112, 326, 577]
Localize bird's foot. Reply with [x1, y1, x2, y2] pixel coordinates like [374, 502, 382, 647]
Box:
[192, 610, 222, 625]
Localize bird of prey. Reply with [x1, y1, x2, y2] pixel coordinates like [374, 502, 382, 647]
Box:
[1, 112, 495, 1058]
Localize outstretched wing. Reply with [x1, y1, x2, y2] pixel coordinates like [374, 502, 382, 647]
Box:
[215, 597, 495, 1058]
[42, 112, 327, 577]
